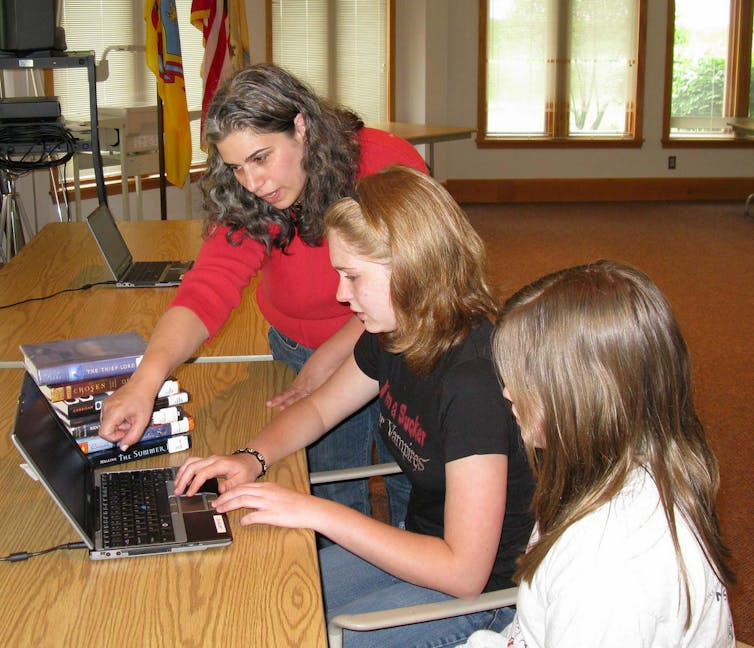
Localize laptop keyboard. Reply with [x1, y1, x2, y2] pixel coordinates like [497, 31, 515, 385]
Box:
[126, 261, 166, 283]
[99, 468, 176, 547]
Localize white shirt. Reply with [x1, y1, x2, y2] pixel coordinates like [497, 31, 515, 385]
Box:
[463, 468, 735, 647]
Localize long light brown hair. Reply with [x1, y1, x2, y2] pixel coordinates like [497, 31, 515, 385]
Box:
[492, 260, 734, 615]
[324, 165, 498, 374]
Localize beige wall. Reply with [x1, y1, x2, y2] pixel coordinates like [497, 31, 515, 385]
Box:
[397, 0, 754, 182]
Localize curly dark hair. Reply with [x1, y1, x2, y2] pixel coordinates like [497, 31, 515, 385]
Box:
[199, 63, 363, 251]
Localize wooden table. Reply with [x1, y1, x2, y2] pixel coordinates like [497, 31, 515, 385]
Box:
[369, 121, 476, 174]
[0, 220, 271, 364]
[0, 362, 326, 647]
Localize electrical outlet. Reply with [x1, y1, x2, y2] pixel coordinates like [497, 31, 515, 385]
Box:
[668, 155, 677, 170]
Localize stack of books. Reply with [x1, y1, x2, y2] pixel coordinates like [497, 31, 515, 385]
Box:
[19, 332, 193, 468]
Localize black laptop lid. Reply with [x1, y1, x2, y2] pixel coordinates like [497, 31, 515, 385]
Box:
[86, 203, 133, 281]
[11, 372, 95, 547]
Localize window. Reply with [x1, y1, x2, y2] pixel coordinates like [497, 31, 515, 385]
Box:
[479, 0, 645, 146]
[270, 0, 391, 124]
[52, 0, 207, 185]
[666, 0, 754, 142]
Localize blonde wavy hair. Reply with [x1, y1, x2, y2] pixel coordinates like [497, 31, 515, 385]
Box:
[324, 165, 498, 374]
[493, 260, 734, 624]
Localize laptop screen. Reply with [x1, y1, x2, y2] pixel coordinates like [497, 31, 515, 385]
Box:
[11, 373, 95, 546]
[86, 204, 133, 280]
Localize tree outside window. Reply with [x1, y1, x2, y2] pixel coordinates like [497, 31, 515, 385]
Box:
[480, 0, 644, 146]
[666, 0, 754, 142]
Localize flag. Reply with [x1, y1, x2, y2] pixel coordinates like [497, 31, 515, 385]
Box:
[191, 0, 249, 142]
[145, 0, 192, 187]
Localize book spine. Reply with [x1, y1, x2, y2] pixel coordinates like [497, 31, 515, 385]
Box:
[149, 405, 183, 425]
[43, 374, 132, 402]
[53, 392, 113, 419]
[154, 391, 189, 409]
[32, 354, 144, 385]
[157, 379, 180, 398]
[66, 418, 103, 438]
[77, 416, 195, 453]
[86, 434, 193, 469]
[141, 416, 195, 441]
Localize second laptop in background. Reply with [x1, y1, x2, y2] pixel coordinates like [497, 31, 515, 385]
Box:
[86, 202, 194, 287]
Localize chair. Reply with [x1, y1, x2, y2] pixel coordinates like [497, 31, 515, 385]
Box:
[308, 462, 519, 648]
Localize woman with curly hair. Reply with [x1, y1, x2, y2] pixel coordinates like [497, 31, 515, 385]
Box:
[100, 64, 426, 523]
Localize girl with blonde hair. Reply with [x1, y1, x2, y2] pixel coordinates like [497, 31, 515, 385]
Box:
[467, 260, 735, 647]
[100, 64, 427, 524]
[174, 165, 535, 647]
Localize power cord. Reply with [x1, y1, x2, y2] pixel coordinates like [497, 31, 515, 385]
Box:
[0, 280, 116, 309]
[0, 541, 88, 562]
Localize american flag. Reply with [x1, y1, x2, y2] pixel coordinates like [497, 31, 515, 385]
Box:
[191, 0, 249, 143]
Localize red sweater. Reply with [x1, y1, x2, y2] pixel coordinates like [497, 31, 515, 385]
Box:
[170, 127, 428, 348]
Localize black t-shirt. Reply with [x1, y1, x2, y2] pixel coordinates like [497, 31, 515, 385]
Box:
[353, 319, 535, 591]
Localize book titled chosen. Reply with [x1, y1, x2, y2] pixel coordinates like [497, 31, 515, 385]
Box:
[87, 434, 193, 469]
[40, 376, 180, 403]
[20, 332, 147, 385]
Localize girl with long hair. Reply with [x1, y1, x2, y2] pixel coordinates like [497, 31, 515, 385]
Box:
[174, 166, 535, 647]
[467, 260, 735, 647]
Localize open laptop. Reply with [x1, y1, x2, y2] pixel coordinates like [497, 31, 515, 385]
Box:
[86, 203, 194, 287]
[11, 372, 232, 560]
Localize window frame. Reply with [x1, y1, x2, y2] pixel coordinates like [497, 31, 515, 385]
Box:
[662, 0, 754, 148]
[477, 0, 648, 149]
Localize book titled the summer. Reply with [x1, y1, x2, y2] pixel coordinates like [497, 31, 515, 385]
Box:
[20, 332, 147, 386]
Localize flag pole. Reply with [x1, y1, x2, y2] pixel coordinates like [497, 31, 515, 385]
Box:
[156, 92, 167, 220]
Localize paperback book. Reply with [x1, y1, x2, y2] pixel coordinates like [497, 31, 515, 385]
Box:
[87, 433, 193, 469]
[20, 332, 147, 385]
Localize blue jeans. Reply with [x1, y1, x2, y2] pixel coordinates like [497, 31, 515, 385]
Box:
[267, 327, 411, 526]
[320, 545, 515, 648]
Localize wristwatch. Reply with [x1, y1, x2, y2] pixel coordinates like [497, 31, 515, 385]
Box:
[232, 447, 267, 479]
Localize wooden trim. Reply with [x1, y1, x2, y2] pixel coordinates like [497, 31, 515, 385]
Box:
[662, 0, 675, 142]
[56, 166, 205, 203]
[726, 0, 754, 117]
[265, 0, 272, 62]
[388, 0, 395, 121]
[444, 177, 754, 203]
[476, 0, 488, 142]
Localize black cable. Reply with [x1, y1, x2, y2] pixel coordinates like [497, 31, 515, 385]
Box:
[0, 122, 78, 172]
[0, 280, 116, 309]
[0, 541, 88, 562]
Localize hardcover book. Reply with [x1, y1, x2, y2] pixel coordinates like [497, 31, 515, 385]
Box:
[76, 415, 195, 454]
[52, 391, 113, 419]
[20, 332, 147, 385]
[87, 433, 193, 469]
[39, 373, 133, 402]
[62, 405, 185, 438]
[39, 375, 180, 403]
[52, 390, 189, 420]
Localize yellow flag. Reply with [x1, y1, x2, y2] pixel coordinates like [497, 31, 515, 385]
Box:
[145, 0, 191, 187]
